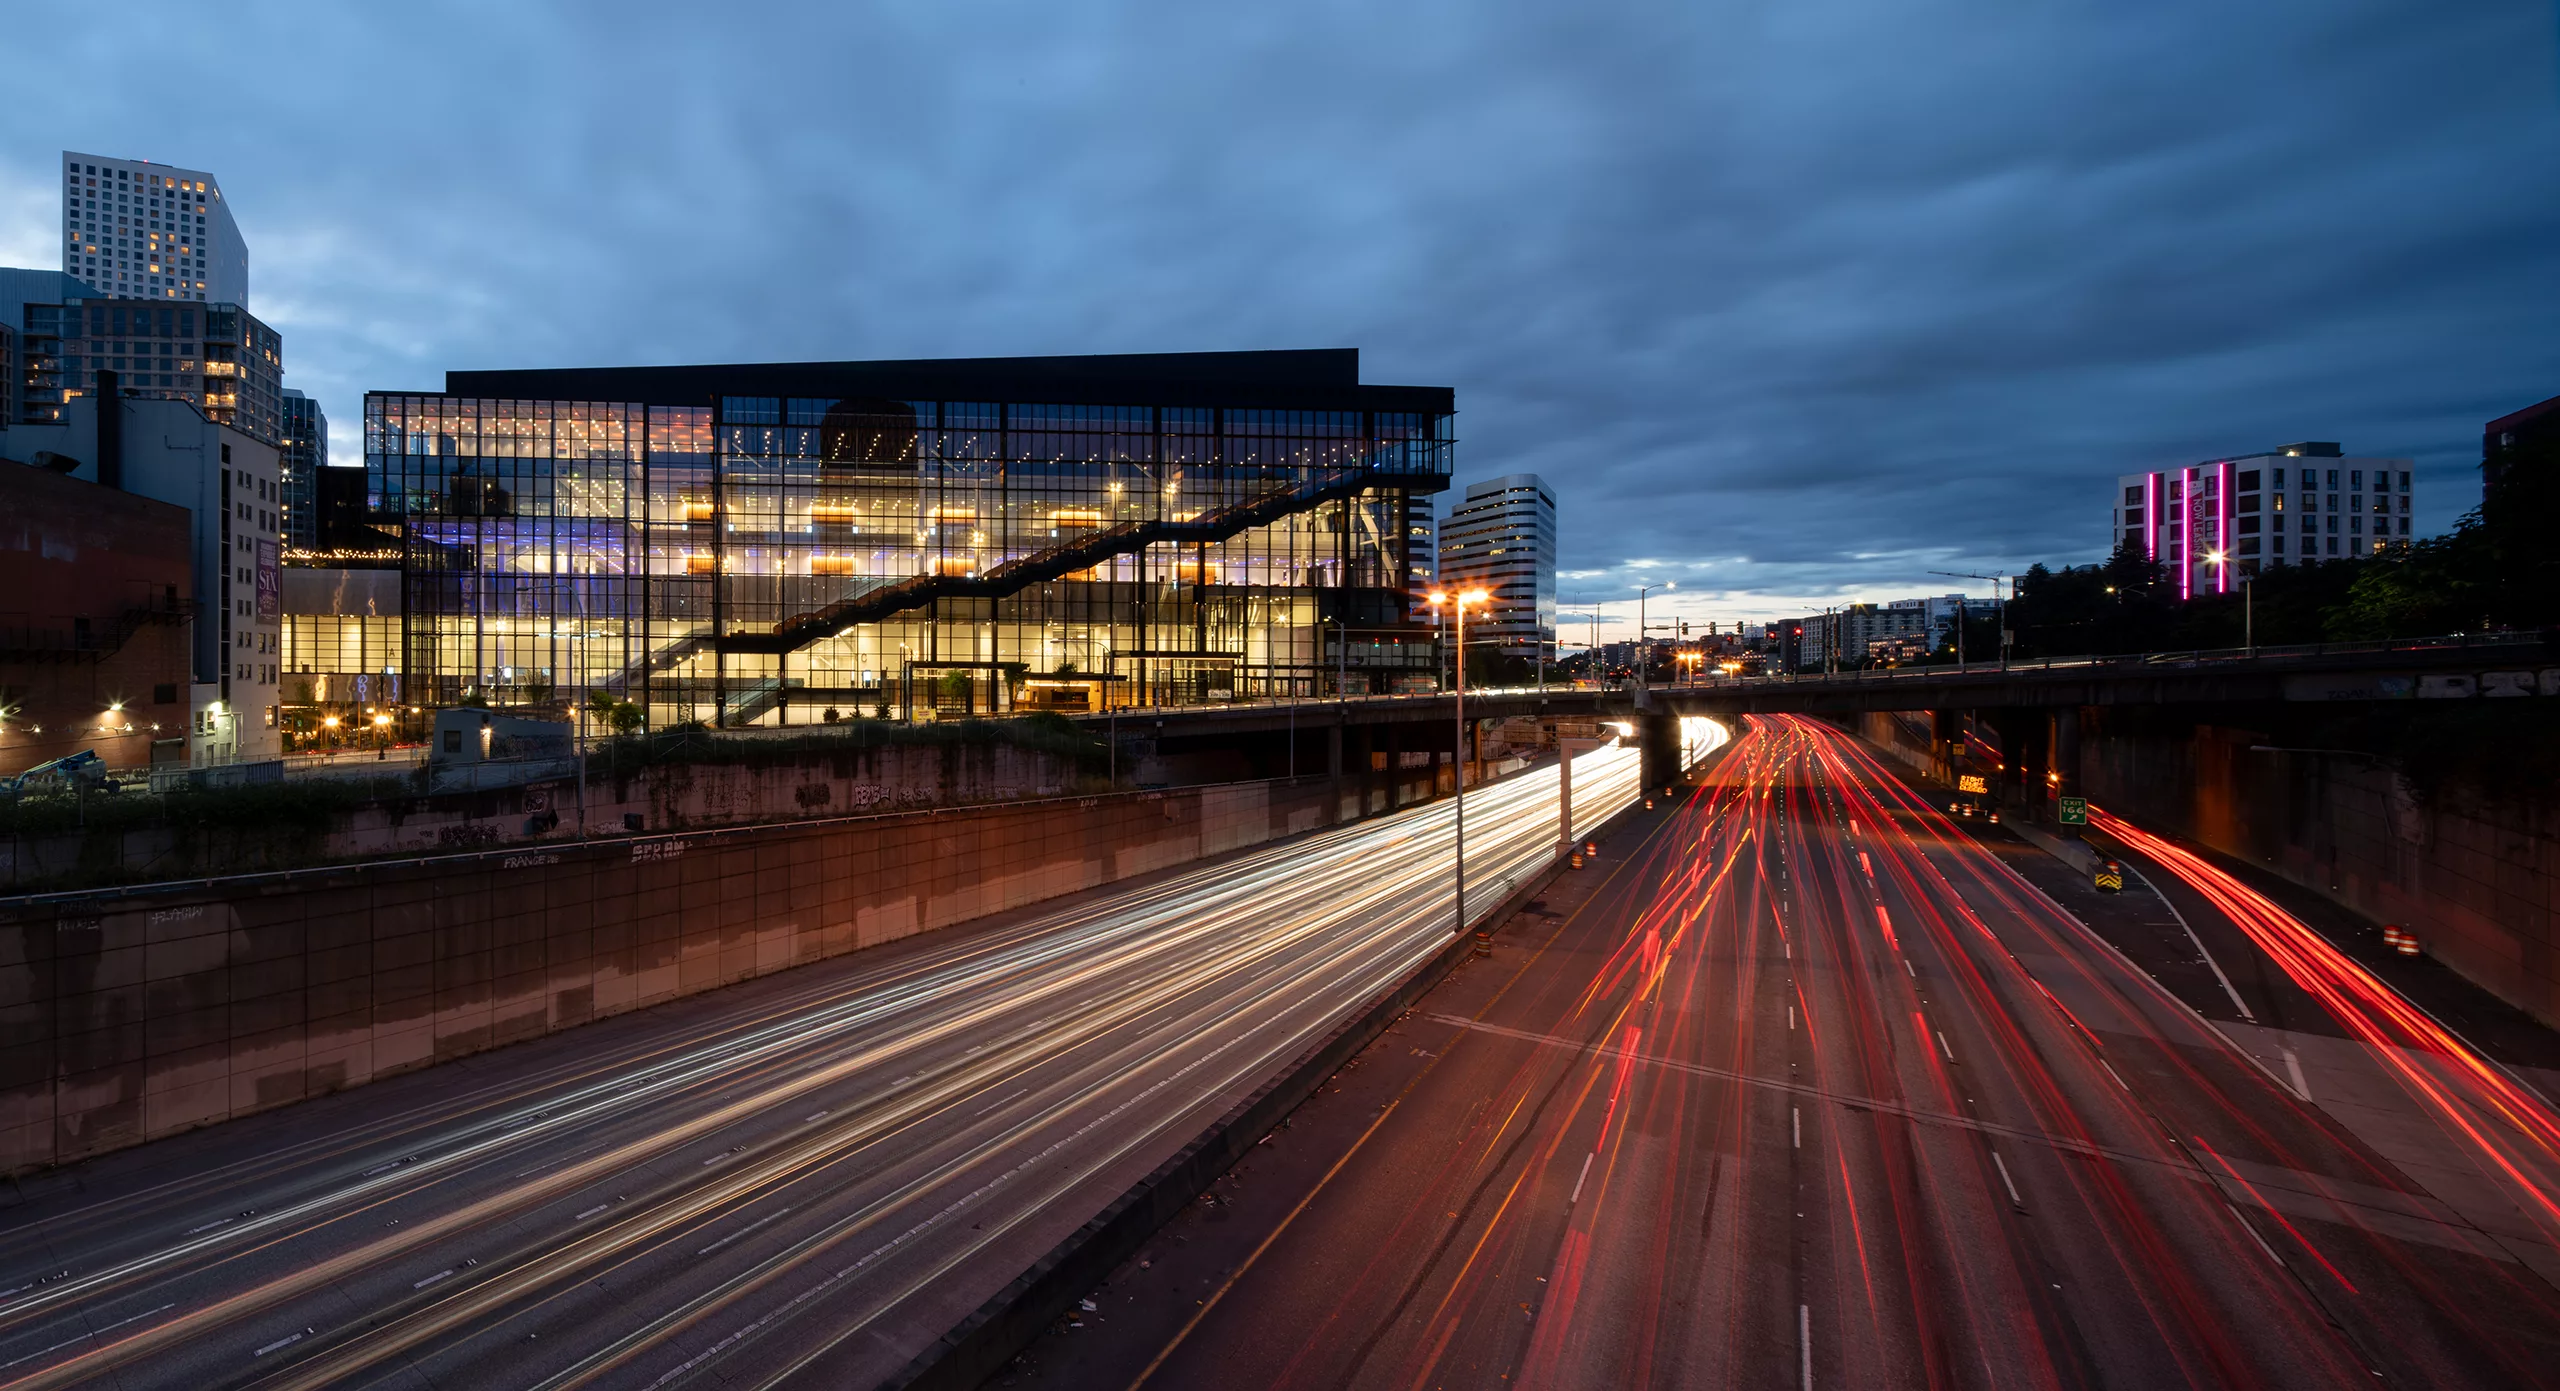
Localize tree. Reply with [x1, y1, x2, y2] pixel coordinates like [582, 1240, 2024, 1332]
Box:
[585, 688, 644, 736]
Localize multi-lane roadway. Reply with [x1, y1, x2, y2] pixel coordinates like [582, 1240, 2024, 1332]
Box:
[0, 732, 1706, 1389]
[1087, 713, 2560, 1390]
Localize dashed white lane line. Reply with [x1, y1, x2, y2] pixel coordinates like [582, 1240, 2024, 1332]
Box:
[2283, 1048, 2313, 1102]
[1799, 1303, 1814, 1389]
[2227, 1202, 2286, 1267]
[1937, 1031, 1955, 1063]
[698, 1207, 792, 1257]
[1992, 1151, 2025, 1210]
[0, 1303, 175, 1370]
[411, 1268, 454, 1290]
[1792, 1107, 1802, 1149]
[1568, 1152, 1595, 1206]
[2100, 1059, 2132, 1092]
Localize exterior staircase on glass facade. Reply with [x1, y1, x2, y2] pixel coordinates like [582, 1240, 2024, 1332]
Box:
[723, 463, 1426, 656]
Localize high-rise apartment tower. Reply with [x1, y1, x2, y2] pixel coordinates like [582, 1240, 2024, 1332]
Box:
[61, 151, 247, 306]
[1438, 472, 1557, 658]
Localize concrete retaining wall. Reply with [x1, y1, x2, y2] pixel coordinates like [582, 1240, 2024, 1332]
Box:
[1, 741, 1090, 891]
[2081, 720, 2560, 1029]
[0, 776, 1342, 1175]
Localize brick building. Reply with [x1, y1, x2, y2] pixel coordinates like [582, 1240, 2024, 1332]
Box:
[0, 460, 194, 774]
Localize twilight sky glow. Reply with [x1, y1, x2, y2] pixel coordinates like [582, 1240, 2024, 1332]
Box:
[3, 1, 2553, 634]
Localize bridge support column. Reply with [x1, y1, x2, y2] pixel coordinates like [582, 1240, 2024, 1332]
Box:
[2054, 706, 2083, 839]
[2018, 714, 2050, 820]
[1641, 711, 1681, 792]
[1930, 708, 1960, 784]
[1381, 722, 1400, 812]
[1996, 708, 2031, 810]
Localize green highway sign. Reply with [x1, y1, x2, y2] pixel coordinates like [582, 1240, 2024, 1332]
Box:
[2058, 797, 2087, 826]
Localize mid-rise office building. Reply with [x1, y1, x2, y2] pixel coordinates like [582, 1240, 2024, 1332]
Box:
[366, 350, 1453, 726]
[2111, 442, 2415, 595]
[61, 151, 247, 305]
[5, 279, 286, 444]
[1437, 472, 1556, 658]
[279, 387, 328, 548]
[2485, 391, 2559, 493]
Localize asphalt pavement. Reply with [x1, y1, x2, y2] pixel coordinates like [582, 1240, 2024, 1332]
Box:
[1016, 713, 2560, 1390]
[0, 740, 1678, 1390]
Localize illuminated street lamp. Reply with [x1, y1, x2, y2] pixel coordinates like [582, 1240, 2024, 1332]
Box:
[1428, 587, 1491, 936]
[2204, 549, 2253, 654]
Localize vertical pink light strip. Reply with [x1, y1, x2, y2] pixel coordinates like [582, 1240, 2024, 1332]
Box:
[2144, 472, 2162, 561]
[2178, 466, 2195, 600]
[2217, 459, 2235, 592]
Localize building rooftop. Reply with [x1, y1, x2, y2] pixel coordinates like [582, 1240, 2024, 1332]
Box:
[437, 348, 1453, 415]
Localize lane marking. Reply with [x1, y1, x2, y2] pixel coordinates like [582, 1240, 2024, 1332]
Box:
[1426, 1013, 2140, 1164]
[1792, 1107, 1801, 1150]
[2283, 1048, 2312, 1102]
[574, 1203, 610, 1221]
[1992, 1151, 2024, 1209]
[2122, 860, 2256, 1022]
[1569, 1152, 1596, 1205]
[974, 1088, 1032, 1118]
[1788, 1006, 1796, 1031]
[2227, 1202, 2286, 1267]
[254, 1327, 310, 1357]
[1905, 959, 1916, 978]
[1936, 1031, 1955, 1063]
[1799, 1303, 1813, 1390]
[698, 1206, 792, 1256]
[2100, 1059, 2131, 1092]
[0, 1303, 174, 1371]
[411, 1268, 454, 1290]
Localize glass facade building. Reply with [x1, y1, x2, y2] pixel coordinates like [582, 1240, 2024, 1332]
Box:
[278, 387, 328, 548]
[365, 351, 1454, 727]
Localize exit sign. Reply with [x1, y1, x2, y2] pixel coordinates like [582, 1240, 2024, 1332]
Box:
[2059, 797, 2087, 826]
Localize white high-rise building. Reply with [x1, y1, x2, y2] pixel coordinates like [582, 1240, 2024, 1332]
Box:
[1439, 472, 1557, 658]
[61, 151, 247, 306]
[1404, 493, 1437, 620]
[2110, 442, 2417, 597]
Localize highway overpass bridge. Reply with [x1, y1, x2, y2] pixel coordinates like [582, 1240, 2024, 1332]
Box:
[1075, 631, 2557, 797]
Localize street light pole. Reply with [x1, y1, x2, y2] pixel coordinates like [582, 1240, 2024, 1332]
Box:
[1431, 588, 1488, 935]
[1634, 581, 1672, 701]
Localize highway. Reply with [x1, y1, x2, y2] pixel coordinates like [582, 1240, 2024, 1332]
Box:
[1083, 713, 2560, 1390]
[0, 730, 1710, 1390]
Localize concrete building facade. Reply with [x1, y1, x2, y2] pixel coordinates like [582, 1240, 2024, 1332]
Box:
[2112, 442, 2416, 594]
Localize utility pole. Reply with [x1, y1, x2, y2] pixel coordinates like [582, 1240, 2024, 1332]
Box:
[1932, 570, 2012, 670]
[1635, 581, 1672, 702]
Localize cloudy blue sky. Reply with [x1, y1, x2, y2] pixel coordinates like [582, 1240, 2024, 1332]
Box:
[4, 1, 2554, 633]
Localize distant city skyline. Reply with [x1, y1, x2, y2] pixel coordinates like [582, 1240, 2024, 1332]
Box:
[1, 1, 2549, 636]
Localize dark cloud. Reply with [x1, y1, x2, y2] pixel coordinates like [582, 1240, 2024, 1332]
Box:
[7, 0, 2552, 627]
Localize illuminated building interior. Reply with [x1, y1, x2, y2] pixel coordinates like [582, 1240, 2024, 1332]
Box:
[366, 351, 1453, 727]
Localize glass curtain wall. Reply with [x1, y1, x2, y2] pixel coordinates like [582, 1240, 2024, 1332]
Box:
[368, 394, 1450, 729]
